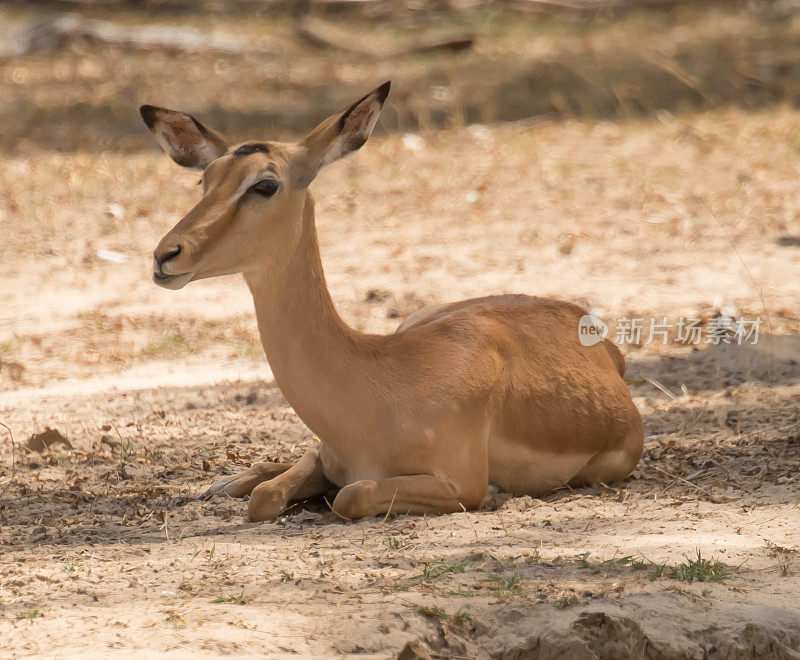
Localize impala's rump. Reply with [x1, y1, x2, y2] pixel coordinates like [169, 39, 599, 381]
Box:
[399, 294, 642, 495]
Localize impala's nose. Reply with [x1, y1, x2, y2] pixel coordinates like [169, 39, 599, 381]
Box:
[153, 246, 181, 276]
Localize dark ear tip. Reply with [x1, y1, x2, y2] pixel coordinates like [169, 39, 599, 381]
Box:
[139, 104, 159, 129]
[376, 80, 391, 103]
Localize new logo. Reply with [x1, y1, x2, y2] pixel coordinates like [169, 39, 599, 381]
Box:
[578, 314, 608, 347]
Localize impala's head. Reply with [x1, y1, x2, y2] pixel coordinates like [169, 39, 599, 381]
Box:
[141, 81, 390, 289]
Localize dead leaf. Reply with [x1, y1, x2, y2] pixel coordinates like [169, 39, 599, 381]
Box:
[27, 427, 72, 453]
[558, 233, 576, 256]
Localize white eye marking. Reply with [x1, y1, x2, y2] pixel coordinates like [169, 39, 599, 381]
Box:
[232, 170, 267, 203]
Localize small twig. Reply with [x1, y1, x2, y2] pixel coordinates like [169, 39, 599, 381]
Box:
[645, 378, 676, 399]
[382, 489, 398, 523]
[323, 495, 352, 522]
[0, 420, 16, 497]
[496, 513, 509, 536]
[658, 468, 703, 494]
[110, 420, 126, 447]
[710, 212, 774, 334]
[645, 51, 713, 104]
[160, 511, 170, 541]
[652, 466, 720, 503]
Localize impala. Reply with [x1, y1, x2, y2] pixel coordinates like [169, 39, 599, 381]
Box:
[141, 82, 643, 521]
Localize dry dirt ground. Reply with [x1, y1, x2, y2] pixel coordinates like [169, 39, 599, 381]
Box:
[2, 104, 800, 657]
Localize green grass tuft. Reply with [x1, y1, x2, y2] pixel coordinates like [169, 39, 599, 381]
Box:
[412, 559, 470, 581]
[210, 589, 246, 604]
[553, 595, 581, 609]
[674, 552, 730, 583]
[647, 552, 730, 583]
[16, 609, 43, 619]
[416, 604, 448, 620]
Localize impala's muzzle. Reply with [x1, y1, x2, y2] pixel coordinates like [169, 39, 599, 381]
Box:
[154, 246, 180, 274]
[152, 244, 193, 289]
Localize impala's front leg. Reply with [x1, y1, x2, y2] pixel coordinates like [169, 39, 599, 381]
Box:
[202, 461, 293, 500]
[248, 448, 331, 521]
[331, 474, 484, 520]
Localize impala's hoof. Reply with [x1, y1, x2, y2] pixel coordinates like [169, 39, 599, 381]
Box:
[331, 480, 379, 520]
[247, 483, 288, 522]
[200, 473, 246, 500]
[200, 484, 224, 501]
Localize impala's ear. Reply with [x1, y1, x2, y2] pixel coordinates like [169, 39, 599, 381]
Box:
[295, 81, 390, 186]
[139, 105, 229, 170]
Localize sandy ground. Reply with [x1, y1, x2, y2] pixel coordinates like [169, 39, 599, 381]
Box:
[2, 110, 800, 657]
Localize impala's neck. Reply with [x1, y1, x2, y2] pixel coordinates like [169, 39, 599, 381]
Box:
[245, 194, 364, 441]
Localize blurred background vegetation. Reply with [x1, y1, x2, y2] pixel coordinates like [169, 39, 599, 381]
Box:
[2, 0, 800, 152]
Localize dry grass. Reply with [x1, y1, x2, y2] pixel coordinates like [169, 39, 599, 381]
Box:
[2, 4, 800, 657]
[2, 107, 800, 654]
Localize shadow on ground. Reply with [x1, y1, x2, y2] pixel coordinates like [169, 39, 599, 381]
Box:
[2, 338, 799, 550]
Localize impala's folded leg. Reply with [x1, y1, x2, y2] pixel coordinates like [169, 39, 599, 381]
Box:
[331, 474, 478, 519]
[248, 449, 331, 521]
[201, 461, 293, 500]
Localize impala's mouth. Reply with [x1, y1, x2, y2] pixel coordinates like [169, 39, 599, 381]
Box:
[153, 271, 193, 290]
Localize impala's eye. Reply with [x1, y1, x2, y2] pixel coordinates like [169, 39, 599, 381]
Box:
[249, 178, 279, 198]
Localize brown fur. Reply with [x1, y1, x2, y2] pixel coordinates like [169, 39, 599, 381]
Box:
[142, 83, 644, 521]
